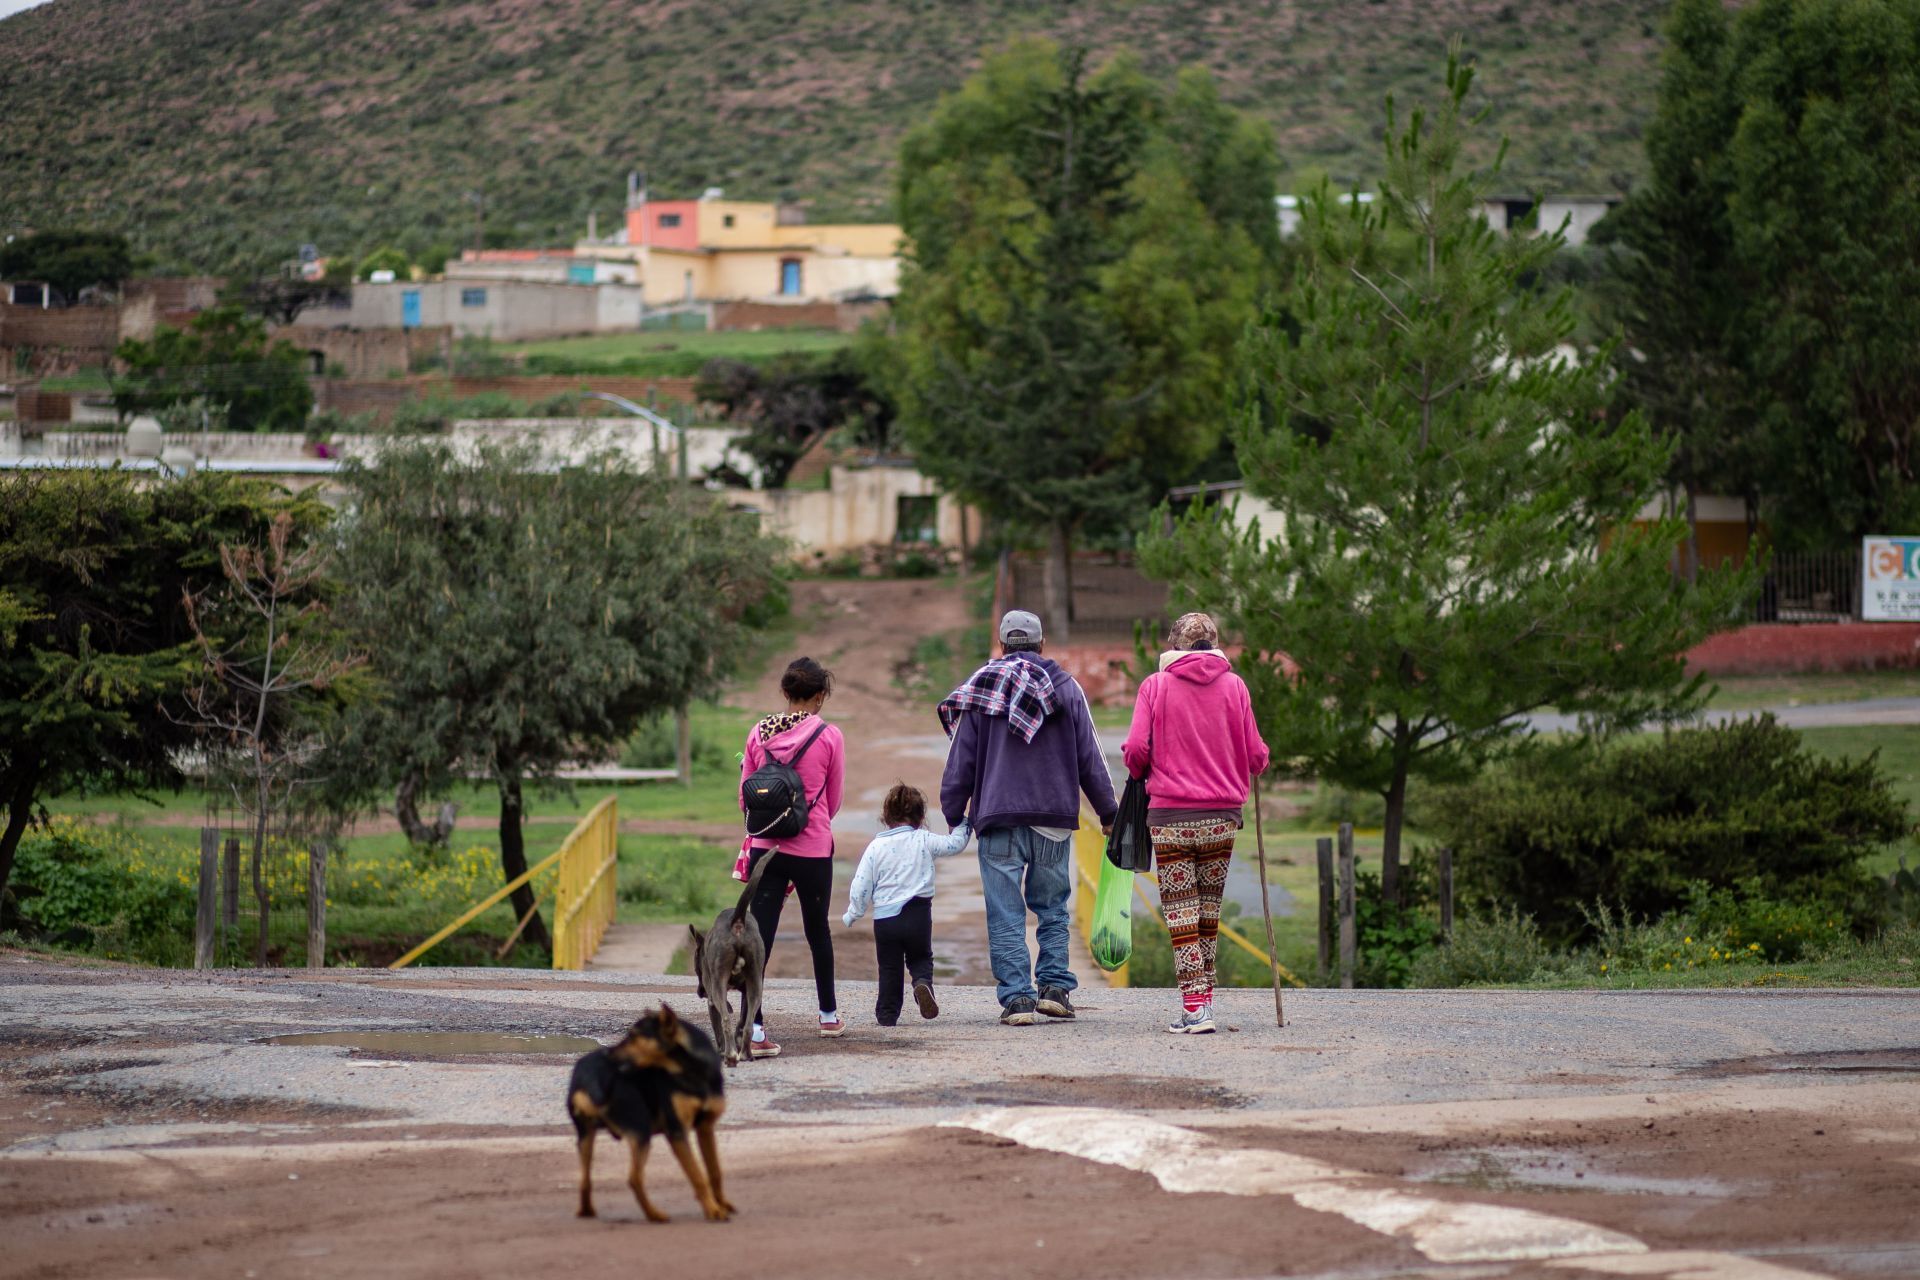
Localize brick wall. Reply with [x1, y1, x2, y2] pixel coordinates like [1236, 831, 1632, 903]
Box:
[13, 383, 73, 424]
[275, 324, 451, 379]
[1685, 623, 1920, 676]
[0, 302, 120, 358]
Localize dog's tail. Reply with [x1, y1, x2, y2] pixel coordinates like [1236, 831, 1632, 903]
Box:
[729, 848, 774, 931]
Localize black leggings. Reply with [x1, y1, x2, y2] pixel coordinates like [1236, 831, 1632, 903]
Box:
[872, 895, 934, 1025]
[747, 847, 837, 1025]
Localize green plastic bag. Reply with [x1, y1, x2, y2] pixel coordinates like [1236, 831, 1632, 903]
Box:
[1089, 856, 1134, 971]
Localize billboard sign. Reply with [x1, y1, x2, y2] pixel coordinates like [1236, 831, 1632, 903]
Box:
[1863, 536, 1920, 620]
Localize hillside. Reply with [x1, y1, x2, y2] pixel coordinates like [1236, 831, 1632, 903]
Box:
[0, 0, 1670, 272]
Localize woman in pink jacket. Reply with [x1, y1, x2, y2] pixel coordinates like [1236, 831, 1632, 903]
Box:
[739, 656, 846, 1057]
[1121, 613, 1270, 1035]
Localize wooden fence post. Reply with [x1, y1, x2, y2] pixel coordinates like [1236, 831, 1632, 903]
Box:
[221, 836, 240, 928]
[195, 827, 218, 970]
[1337, 821, 1356, 990]
[1439, 846, 1454, 940]
[675, 708, 692, 788]
[1315, 836, 1334, 978]
[307, 840, 328, 970]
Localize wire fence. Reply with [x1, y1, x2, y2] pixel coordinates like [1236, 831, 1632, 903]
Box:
[1749, 550, 1860, 623]
[1005, 552, 1170, 644]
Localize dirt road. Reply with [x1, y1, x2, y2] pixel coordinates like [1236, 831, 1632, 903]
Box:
[6, 955, 1919, 1279]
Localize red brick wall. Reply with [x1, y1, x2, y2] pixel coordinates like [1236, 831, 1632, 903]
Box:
[1685, 623, 1920, 676]
[0, 302, 120, 356]
[13, 383, 73, 423]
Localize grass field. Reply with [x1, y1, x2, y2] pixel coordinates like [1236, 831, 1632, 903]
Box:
[504, 329, 851, 378]
[1704, 670, 1919, 710]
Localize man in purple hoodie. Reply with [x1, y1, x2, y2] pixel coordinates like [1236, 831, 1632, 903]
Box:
[938, 610, 1118, 1026]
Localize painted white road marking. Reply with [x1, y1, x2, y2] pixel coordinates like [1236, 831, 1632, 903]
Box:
[953, 1107, 1833, 1278]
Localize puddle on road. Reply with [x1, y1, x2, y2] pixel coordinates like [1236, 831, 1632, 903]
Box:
[1688, 1048, 1920, 1077]
[1416, 1147, 1737, 1198]
[261, 1031, 600, 1057]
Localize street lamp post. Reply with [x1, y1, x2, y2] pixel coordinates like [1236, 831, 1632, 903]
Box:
[579, 389, 694, 786]
[578, 390, 689, 483]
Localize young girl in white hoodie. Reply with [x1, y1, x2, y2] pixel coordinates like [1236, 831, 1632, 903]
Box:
[842, 784, 970, 1025]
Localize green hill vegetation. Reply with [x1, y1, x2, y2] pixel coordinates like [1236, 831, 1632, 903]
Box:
[1, 0, 1666, 272]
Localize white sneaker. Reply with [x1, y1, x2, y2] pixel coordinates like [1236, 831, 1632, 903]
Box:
[1166, 1006, 1216, 1035]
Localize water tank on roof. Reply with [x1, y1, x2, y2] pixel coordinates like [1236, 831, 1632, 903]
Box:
[125, 416, 163, 459]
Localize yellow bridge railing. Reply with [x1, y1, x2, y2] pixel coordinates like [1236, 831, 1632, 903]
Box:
[389, 796, 619, 971]
[1072, 812, 1306, 990]
[550, 796, 620, 970]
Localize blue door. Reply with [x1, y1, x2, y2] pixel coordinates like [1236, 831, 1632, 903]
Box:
[401, 288, 422, 329]
[780, 259, 802, 297]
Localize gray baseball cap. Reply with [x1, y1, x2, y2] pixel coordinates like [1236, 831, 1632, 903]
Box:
[999, 609, 1044, 645]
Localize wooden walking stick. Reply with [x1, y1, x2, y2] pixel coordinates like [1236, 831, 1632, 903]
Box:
[1252, 774, 1285, 1027]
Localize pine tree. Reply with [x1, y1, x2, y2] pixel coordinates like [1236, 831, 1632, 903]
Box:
[1142, 46, 1752, 904]
[893, 42, 1276, 640]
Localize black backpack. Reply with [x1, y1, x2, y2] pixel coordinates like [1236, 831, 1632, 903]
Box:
[742, 722, 829, 840]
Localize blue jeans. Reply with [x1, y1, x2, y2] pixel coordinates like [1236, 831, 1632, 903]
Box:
[977, 827, 1076, 1008]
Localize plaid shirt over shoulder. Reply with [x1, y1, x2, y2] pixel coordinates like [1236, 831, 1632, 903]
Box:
[937, 657, 1058, 744]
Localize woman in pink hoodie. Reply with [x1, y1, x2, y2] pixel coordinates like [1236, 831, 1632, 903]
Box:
[739, 656, 846, 1057]
[1121, 613, 1270, 1035]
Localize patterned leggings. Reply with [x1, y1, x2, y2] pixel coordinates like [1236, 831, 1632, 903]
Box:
[1151, 820, 1236, 1010]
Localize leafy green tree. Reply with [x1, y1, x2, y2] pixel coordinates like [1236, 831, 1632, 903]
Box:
[176, 511, 365, 966]
[334, 439, 784, 949]
[357, 247, 410, 280]
[695, 344, 897, 488]
[892, 42, 1277, 640]
[0, 229, 133, 300]
[1141, 48, 1752, 905]
[1726, 0, 1920, 544]
[114, 306, 314, 432]
[1603, 0, 1920, 548]
[1593, 0, 1752, 574]
[0, 470, 325, 905]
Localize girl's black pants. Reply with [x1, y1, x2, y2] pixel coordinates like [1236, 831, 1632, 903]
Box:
[872, 895, 934, 1025]
[747, 848, 836, 1024]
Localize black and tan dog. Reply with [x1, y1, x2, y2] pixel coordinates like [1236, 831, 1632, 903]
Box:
[566, 1005, 733, 1222]
[688, 852, 772, 1067]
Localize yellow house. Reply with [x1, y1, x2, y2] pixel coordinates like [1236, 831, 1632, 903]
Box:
[576, 193, 901, 307]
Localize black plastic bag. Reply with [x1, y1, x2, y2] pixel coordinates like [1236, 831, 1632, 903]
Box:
[1106, 773, 1153, 871]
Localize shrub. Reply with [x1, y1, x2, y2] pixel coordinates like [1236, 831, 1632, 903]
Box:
[1686, 881, 1846, 963]
[621, 715, 732, 773]
[5, 818, 195, 964]
[1303, 786, 1388, 829]
[1427, 718, 1908, 945]
[1408, 906, 1556, 987]
[1353, 869, 1439, 987]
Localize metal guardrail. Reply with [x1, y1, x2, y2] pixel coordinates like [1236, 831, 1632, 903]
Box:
[388, 796, 619, 970]
[551, 796, 621, 970]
